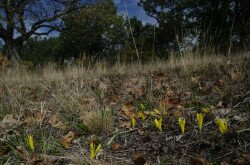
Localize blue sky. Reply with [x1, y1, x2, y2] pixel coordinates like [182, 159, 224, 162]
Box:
[114, 0, 157, 24]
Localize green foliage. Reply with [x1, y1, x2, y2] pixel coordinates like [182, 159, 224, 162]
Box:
[60, 0, 126, 61]
[21, 37, 61, 66]
[139, 0, 250, 54]
[12, 0, 250, 65]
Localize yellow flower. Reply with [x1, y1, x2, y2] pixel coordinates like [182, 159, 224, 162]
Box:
[138, 111, 146, 120]
[154, 117, 162, 132]
[27, 135, 35, 151]
[150, 109, 162, 117]
[202, 105, 215, 113]
[178, 117, 186, 134]
[90, 142, 102, 159]
[140, 104, 146, 110]
[196, 113, 204, 131]
[131, 115, 136, 129]
[216, 117, 229, 134]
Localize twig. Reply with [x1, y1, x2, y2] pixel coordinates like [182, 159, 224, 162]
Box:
[237, 128, 250, 133]
[215, 151, 234, 160]
[233, 96, 250, 109]
[4, 157, 12, 165]
[107, 128, 139, 146]
[215, 143, 250, 160]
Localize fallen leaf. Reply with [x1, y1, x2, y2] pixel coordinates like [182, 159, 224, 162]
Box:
[121, 103, 135, 118]
[29, 155, 43, 165]
[159, 97, 183, 111]
[133, 154, 147, 165]
[229, 69, 241, 80]
[220, 161, 229, 165]
[16, 146, 25, 158]
[243, 154, 250, 162]
[237, 154, 250, 164]
[23, 110, 46, 126]
[131, 87, 144, 98]
[217, 101, 223, 108]
[137, 129, 144, 135]
[215, 79, 224, 87]
[48, 114, 66, 129]
[191, 157, 206, 165]
[120, 121, 132, 129]
[111, 143, 121, 151]
[173, 110, 182, 117]
[60, 131, 75, 148]
[191, 76, 201, 83]
[166, 89, 174, 97]
[176, 104, 183, 109]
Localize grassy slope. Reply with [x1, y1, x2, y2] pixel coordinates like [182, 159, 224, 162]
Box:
[0, 53, 249, 164]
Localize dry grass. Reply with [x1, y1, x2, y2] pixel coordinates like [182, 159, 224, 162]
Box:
[0, 52, 249, 164]
[1, 51, 248, 83]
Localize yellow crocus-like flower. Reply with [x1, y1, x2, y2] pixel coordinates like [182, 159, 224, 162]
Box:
[178, 117, 186, 134]
[154, 117, 162, 132]
[150, 109, 162, 117]
[27, 135, 35, 151]
[138, 111, 146, 120]
[131, 115, 136, 129]
[140, 104, 146, 110]
[216, 117, 229, 134]
[90, 142, 102, 159]
[196, 113, 204, 131]
[202, 105, 215, 113]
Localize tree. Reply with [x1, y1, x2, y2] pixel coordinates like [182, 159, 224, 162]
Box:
[60, 0, 125, 61]
[139, 0, 250, 54]
[138, 0, 188, 56]
[21, 36, 60, 66]
[123, 17, 155, 61]
[0, 0, 89, 64]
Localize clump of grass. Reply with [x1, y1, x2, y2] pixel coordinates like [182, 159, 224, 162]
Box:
[81, 108, 113, 134]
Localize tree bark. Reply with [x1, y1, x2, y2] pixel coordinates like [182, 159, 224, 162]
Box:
[2, 40, 21, 67]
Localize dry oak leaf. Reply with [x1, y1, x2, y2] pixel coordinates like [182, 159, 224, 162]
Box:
[121, 103, 135, 118]
[48, 114, 66, 129]
[160, 98, 181, 110]
[173, 110, 182, 117]
[133, 154, 147, 165]
[111, 143, 121, 151]
[237, 154, 250, 165]
[60, 131, 75, 148]
[29, 155, 43, 165]
[131, 87, 144, 98]
[23, 110, 46, 126]
[166, 89, 174, 97]
[191, 157, 206, 165]
[220, 161, 229, 165]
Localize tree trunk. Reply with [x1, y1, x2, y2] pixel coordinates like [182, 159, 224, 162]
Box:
[2, 40, 21, 67]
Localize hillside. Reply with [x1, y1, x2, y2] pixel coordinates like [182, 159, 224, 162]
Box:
[0, 54, 249, 165]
